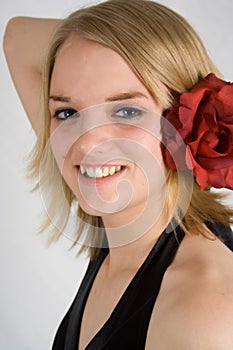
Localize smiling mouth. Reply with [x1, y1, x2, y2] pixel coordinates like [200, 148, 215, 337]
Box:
[79, 165, 125, 179]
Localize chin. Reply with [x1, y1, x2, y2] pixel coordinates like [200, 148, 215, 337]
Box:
[78, 203, 103, 217]
[77, 201, 126, 218]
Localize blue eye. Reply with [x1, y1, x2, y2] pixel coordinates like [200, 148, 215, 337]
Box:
[52, 108, 80, 121]
[112, 105, 145, 120]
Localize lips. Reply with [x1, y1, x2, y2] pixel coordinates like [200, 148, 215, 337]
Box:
[79, 165, 124, 178]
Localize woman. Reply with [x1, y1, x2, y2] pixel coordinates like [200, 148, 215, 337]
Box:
[4, 0, 233, 349]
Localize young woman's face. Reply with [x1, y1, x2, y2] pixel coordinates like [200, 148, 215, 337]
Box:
[49, 34, 168, 224]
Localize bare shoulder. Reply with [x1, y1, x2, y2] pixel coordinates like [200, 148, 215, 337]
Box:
[146, 232, 233, 350]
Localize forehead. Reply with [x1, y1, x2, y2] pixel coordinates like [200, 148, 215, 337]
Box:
[50, 34, 151, 106]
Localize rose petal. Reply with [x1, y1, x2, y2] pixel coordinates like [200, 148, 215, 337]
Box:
[162, 73, 233, 190]
[218, 84, 233, 115]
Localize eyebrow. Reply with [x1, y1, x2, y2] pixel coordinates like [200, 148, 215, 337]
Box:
[49, 91, 148, 103]
[49, 95, 71, 102]
[105, 91, 148, 102]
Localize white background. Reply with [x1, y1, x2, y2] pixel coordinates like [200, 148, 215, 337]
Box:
[1, 1, 233, 349]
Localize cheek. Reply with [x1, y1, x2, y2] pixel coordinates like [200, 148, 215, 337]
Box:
[50, 133, 66, 171]
[131, 128, 165, 163]
[50, 121, 61, 165]
[133, 131, 168, 185]
[50, 119, 56, 133]
[49, 121, 78, 171]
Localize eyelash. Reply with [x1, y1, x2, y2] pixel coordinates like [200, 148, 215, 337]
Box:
[52, 108, 79, 121]
[51, 105, 145, 122]
[112, 106, 145, 119]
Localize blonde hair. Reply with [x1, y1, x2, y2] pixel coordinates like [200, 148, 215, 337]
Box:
[30, 0, 233, 258]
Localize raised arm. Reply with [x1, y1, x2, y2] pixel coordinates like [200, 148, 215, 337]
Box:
[3, 17, 61, 133]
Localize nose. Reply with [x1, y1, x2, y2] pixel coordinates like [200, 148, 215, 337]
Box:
[75, 124, 116, 159]
[69, 105, 122, 163]
[52, 105, 121, 165]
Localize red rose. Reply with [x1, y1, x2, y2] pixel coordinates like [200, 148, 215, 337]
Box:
[162, 73, 233, 190]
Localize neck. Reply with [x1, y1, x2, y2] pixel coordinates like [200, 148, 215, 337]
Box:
[102, 205, 169, 271]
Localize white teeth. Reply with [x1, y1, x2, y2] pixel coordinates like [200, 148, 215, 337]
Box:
[87, 168, 95, 178]
[80, 166, 85, 175]
[79, 165, 123, 178]
[109, 166, 116, 176]
[102, 167, 109, 177]
[95, 168, 103, 178]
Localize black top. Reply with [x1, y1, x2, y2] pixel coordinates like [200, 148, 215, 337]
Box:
[52, 222, 233, 350]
